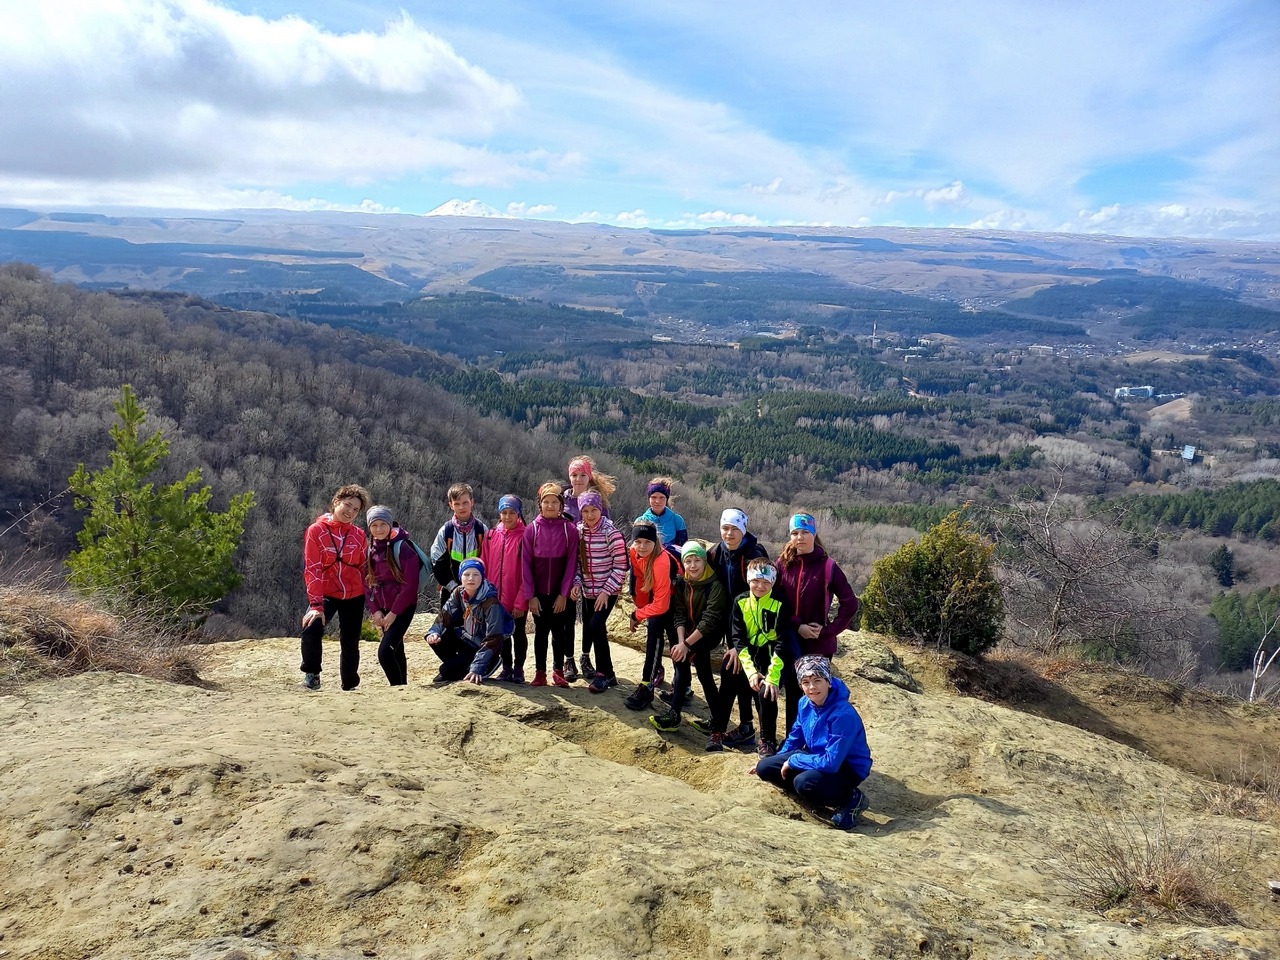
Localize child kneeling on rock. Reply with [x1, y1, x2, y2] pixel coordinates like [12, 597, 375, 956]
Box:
[754, 655, 872, 831]
[424, 558, 513, 685]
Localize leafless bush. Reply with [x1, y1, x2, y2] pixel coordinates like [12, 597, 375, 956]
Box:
[0, 576, 206, 691]
[1048, 802, 1239, 923]
[1200, 752, 1280, 823]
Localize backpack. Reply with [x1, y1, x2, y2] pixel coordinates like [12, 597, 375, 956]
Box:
[391, 537, 431, 575]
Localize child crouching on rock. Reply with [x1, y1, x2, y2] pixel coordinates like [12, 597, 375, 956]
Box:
[754, 655, 872, 831]
[424, 558, 513, 685]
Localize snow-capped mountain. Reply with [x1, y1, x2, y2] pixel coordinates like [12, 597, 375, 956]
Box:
[424, 199, 510, 218]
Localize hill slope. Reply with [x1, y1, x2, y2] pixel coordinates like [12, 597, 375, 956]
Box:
[2, 625, 1277, 959]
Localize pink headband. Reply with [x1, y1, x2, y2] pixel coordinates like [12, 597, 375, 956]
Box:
[569, 458, 593, 478]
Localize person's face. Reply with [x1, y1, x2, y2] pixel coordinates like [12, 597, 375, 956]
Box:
[749, 578, 772, 598]
[539, 494, 562, 520]
[789, 528, 815, 554]
[461, 569, 482, 595]
[633, 538, 655, 558]
[451, 495, 473, 521]
[499, 507, 520, 530]
[580, 504, 602, 527]
[720, 523, 744, 551]
[568, 468, 590, 494]
[331, 497, 362, 524]
[648, 492, 667, 513]
[368, 519, 392, 540]
[800, 674, 831, 706]
[682, 554, 705, 580]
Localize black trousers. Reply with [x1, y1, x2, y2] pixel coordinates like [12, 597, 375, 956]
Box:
[300, 594, 365, 690]
[531, 594, 573, 672]
[668, 636, 717, 716]
[578, 595, 618, 677]
[371, 604, 416, 686]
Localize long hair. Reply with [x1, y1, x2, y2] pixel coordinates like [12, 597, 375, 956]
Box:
[778, 533, 826, 569]
[632, 520, 662, 595]
[367, 527, 404, 586]
[568, 454, 617, 505]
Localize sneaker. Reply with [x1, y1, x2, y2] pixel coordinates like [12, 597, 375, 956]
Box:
[513, 668, 526, 684]
[624, 683, 654, 711]
[831, 788, 870, 831]
[757, 737, 778, 759]
[588, 672, 610, 694]
[657, 686, 691, 706]
[723, 724, 757, 750]
[302, 672, 321, 691]
[552, 669, 570, 688]
[497, 667, 515, 683]
[687, 716, 712, 734]
[705, 732, 724, 752]
[648, 710, 681, 732]
[431, 671, 451, 685]
[530, 671, 548, 687]
[605, 675, 618, 688]
[579, 653, 594, 678]
[562, 658, 579, 683]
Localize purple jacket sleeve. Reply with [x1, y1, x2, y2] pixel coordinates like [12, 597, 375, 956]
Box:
[388, 547, 421, 616]
[558, 524, 579, 597]
[817, 562, 858, 651]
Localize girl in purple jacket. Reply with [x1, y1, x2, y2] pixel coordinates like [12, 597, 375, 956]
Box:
[364, 505, 422, 686]
[522, 481, 580, 688]
[775, 513, 859, 732]
[481, 495, 529, 683]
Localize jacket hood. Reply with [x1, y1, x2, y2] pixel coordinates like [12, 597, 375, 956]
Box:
[463, 579, 499, 604]
[813, 675, 850, 711]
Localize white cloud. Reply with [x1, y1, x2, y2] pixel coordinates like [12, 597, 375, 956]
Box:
[506, 201, 557, 217]
[693, 210, 764, 226]
[0, 1, 521, 192]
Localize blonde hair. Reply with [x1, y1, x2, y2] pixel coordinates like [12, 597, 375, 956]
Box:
[568, 455, 617, 504]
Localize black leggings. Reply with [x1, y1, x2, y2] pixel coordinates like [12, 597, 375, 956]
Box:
[501, 614, 529, 674]
[669, 636, 717, 716]
[300, 594, 365, 690]
[579, 594, 618, 678]
[531, 594, 573, 673]
[371, 605, 416, 686]
[640, 610, 675, 682]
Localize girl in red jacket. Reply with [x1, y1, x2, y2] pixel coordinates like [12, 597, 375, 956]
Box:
[481, 494, 529, 683]
[300, 483, 370, 691]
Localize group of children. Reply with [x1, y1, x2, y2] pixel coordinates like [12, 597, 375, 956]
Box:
[298, 456, 874, 829]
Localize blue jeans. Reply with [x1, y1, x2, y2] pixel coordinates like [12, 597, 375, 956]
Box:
[756, 749, 862, 808]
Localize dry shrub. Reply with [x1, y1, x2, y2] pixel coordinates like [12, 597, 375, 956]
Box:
[0, 582, 206, 691]
[1201, 752, 1280, 823]
[1050, 802, 1239, 924]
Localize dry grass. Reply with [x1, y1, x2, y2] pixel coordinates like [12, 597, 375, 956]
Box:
[1050, 802, 1239, 924]
[0, 581, 206, 691]
[1200, 752, 1280, 823]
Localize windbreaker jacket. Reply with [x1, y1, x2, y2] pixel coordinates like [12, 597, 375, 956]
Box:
[480, 520, 528, 615]
[778, 676, 873, 780]
[575, 516, 627, 598]
[429, 579, 511, 670]
[429, 517, 488, 593]
[774, 546, 858, 658]
[708, 532, 769, 599]
[303, 513, 367, 610]
[731, 589, 797, 686]
[637, 506, 688, 550]
[521, 514, 579, 599]
[628, 545, 672, 622]
[365, 525, 422, 616]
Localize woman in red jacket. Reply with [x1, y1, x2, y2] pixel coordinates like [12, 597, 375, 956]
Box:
[300, 483, 370, 691]
[774, 512, 858, 732]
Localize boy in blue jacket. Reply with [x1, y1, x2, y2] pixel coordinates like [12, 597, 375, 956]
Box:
[754, 655, 872, 830]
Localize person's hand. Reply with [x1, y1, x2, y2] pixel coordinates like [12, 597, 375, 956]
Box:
[722, 649, 741, 672]
[514, 607, 526, 618]
[671, 641, 688, 663]
[302, 609, 325, 628]
[426, 632, 442, 646]
[382, 612, 396, 629]
[527, 597, 542, 617]
[464, 671, 483, 684]
[749, 674, 763, 692]
[780, 760, 792, 779]
[761, 681, 778, 701]
[552, 595, 567, 614]
[593, 593, 609, 613]
[798, 623, 822, 641]
[570, 586, 582, 602]
[747, 762, 759, 776]
[629, 615, 639, 634]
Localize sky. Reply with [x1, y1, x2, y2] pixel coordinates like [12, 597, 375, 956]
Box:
[1, 0, 1278, 240]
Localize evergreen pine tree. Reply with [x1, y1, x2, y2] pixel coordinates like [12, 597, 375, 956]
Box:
[67, 385, 254, 620]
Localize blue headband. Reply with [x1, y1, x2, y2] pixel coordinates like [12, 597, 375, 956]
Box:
[458, 558, 485, 578]
[498, 495, 523, 518]
[790, 513, 817, 536]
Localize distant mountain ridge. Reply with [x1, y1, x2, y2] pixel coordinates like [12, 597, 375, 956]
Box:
[424, 198, 510, 218]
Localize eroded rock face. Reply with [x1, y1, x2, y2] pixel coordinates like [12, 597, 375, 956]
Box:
[1, 631, 1276, 960]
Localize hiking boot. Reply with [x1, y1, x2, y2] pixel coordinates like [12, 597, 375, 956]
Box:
[757, 737, 778, 759]
[431, 671, 452, 685]
[605, 675, 618, 688]
[648, 710, 681, 732]
[513, 668, 526, 684]
[552, 669, 570, 688]
[302, 672, 321, 691]
[497, 667, 515, 683]
[831, 788, 870, 831]
[624, 683, 654, 711]
[723, 724, 757, 751]
[687, 716, 712, 734]
[579, 653, 594, 678]
[588, 672, 611, 694]
[705, 732, 724, 752]
[530, 671, 548, 687]
[562, 658, 579, 683]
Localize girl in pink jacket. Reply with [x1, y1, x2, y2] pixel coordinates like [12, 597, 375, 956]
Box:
[481, 495, 529, 682]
